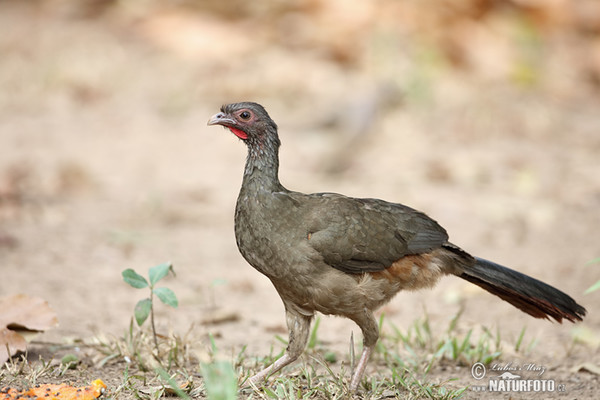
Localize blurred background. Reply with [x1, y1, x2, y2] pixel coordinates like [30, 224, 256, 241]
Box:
[1, 0, 599, 363]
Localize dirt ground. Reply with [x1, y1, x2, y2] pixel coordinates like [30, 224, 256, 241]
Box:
[1, 1, 599, 398]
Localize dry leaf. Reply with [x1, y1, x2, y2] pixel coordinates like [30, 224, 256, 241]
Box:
[570, 363, 600, 376]
[0, 294, 58, 331]
[0, 294, 58, 363]
[570, 325, 600, 349]
[0, 328, 27, 365]
[200, 309, 240, 325]
[141, 379, 193, 397]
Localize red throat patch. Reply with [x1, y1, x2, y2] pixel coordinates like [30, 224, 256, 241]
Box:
[228, 127, 248, 140]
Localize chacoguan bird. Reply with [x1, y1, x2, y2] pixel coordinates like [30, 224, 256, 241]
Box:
[207, 102, 586, 392]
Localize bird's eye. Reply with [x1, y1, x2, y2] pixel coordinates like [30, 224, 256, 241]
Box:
[239, 111, 251, 120]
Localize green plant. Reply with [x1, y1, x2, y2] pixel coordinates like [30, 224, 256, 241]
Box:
[199, 334, 238, 400]
[584, 257, 600, 294]
[122, 262, 179, 354]
[156, 367, 193, 400]
[377, 308, 503, 373]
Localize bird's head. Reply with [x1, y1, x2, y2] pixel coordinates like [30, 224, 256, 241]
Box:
[207, 102, 278, 144]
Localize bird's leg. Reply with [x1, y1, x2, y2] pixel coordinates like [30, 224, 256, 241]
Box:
[349, 311, 379, 392]
[249, 310, 312, 386]
[350, 345, 374, 392]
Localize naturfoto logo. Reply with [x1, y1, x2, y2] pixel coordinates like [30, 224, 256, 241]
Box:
[470, 362, 566, 393]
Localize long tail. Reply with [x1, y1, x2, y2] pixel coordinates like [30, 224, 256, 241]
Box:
[459, 257, 586, 323]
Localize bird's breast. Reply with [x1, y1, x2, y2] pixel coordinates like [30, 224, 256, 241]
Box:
[234, 192, 308, 279]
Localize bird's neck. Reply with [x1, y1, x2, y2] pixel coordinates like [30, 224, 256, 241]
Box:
[242, 131, 285, 193]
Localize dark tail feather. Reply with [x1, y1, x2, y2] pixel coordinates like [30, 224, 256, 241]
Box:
[460, 257, 586, 323]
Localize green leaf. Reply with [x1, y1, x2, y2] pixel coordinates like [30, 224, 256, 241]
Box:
[134, 298, 152, 326]
[262, 386, 278, 399]
[156, 367, 191, 400]
[200, 361, 238, 400]
[208, 333, 218, 354]
[585, 257, 600, 265]
[307, 316, 320, 350]
[324, 351, 337, 363]
[60, 354, 79, 369]
[585, 280, 600, 295]
[153, 287, 178, 308]
[149, 262, 174, 286]
[122, 269, 149, 289]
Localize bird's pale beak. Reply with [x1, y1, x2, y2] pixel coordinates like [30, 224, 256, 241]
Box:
[207, 112, 235, 127]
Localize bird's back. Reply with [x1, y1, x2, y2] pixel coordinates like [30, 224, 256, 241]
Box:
[235, 186, 451, 276]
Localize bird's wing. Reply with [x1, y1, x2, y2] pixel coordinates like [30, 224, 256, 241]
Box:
[293, 192, 449, 274]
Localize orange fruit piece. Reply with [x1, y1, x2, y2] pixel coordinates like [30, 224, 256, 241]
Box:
[0, 379, 106, 400]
